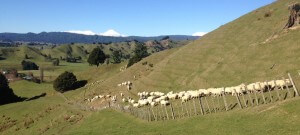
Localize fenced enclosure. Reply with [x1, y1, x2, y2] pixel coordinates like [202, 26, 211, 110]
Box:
[103, 72, 300, 122]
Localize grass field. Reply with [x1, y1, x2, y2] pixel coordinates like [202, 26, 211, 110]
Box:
[1, 0, 300, 134]
[64, 97, 300, 135]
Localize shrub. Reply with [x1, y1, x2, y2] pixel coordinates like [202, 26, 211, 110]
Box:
[264, 11, 272, 18]
[53, 72, 77, 92]
[142, 61, 148, 65]
[21, 60, 39, 70]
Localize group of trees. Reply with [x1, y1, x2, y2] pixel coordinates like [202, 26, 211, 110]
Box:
[21, 60, 39, 70]
[0, 74, 24, 105]
[87, 43, 149, 67]
[127, 43, 149, 67]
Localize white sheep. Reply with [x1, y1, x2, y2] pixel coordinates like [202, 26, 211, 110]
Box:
[133, 103, 140, 108]
[122, 98, 127, 102]
[150, 102, 158, 107]
[160, 100, 169, 106]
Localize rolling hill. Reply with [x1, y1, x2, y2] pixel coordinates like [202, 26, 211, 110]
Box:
[0, 39, 191, 69]
[86, 0, 300, 95]
[1, 0, 300, 135]
[0, 32, 199, 44]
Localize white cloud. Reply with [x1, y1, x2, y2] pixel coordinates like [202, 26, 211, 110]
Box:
[192, 32, 207, 36]
[99, 29, 126, 37]
[64, 30, 96, 35]
[64, 29, 126, 37]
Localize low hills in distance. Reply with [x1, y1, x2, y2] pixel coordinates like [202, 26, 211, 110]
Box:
[0, 32, 199, 45]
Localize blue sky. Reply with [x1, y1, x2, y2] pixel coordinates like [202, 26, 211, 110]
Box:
[0, 0, 275, 36]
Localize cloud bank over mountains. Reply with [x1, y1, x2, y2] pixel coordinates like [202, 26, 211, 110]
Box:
[192, 32, 207, 36]
[64, 29, 126, 37]
[64, 30, 206, 37]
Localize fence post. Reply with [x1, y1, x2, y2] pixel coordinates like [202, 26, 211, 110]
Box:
[282, 77, 294, 98]
[234, 89, 243, 109]
[241, 93, 247, 108]
[266, 81, 273, 103]
[157, 107, 162, 121]
[161, 105, 165, 120]
[176, 103, 180, 118]
[283, 77, 292, 98]
[253, 85, 259, 105]
[164, 105, 170, 120]
[170, 104, 175, 120]
[244, 85, 253, 106]
[274, 80, 281, 101]
[188, 101, 193, 116]
[193, 99, 198, 115]
[184, 102, 190, 117]
[288, 73, 299, 96]
[198, 97, 205, 115]
[258, 83, 266, 104]
[204, 97, 211, 114]
[222, 89, 229, 111]
[211, 96, 217, 113]
[216, 96, 220, 111]
[181, 102, 185, 117]
[151, 107, 157, 121]
[148, 107, 152, 121]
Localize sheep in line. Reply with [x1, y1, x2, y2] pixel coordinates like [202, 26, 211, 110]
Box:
[117, 81, 133, 90]
[87, 95, 104, 102]
[127, 79, 293, 108]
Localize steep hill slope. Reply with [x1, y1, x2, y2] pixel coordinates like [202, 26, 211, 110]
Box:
[84, 0, 300, 97]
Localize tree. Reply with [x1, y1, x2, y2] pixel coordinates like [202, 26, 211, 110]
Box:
[0, 74, 24, 105]
[161, 36, 170, 40]
[47, 54, 52, 59]
[87, 47, 107, 67]
[52, 59, 59, 66]
[21, 60, 39, 70]
[134, 43, 149, 59]
[127, 43, 149, 67]
[112, 50, 122, 64]
[53, 71, 77, 92]
[25, 54, 29, 59]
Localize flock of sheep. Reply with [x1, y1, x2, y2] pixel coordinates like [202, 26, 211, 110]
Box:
[123, 79, 292, 108]
[86, 79, 293, 109]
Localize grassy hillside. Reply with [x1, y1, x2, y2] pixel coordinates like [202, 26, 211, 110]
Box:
[83, 0, 300, 96]
[64, 98, 300, 135]
[1, 0, 300, 134]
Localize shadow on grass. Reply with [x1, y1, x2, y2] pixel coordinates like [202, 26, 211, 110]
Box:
[0, 57, 6, 60]
[61, 80, 88, 93]
[26, 93, 47, 101]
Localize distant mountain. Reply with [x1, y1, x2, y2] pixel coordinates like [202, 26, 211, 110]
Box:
[0, 32, 199, 44]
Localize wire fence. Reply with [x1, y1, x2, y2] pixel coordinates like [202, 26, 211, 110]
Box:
[103, 72, 300, 122]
